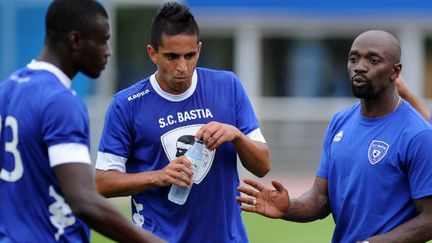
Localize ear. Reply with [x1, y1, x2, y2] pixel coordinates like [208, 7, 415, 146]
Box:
[391, 63, 402, 81]
[147, 44, 158, 65]
[68, 31, 82, 52]
[196, 41, 202, 59]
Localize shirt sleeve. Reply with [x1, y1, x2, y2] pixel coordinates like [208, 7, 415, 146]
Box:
[233, 74, 262, 137]
[316, 118, 337, 179]
[42, 93, 91, 167]
[406, 129, 432, 199]
[96, 96, 132, 171]
[246, 128, 266, 143]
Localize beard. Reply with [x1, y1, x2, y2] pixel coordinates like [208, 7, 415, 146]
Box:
[351, 79, 377, 100]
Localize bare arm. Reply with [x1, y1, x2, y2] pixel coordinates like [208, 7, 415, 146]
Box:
[233, 133, 270, 178]
[363, 196, 432, 243]
[95, 156, 193, 197]
[283, 177, 331, 222]
[237, 176, 331, 222]
[196, 121, 270, 177]
[396, 74, 430, 121]
[54, 163, 165, 243]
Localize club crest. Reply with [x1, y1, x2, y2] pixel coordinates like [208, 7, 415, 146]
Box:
[160, 124, 215, 184]
[368, 140, 389, 165]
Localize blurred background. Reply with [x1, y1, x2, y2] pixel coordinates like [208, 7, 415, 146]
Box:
[2, 0, 432, 241]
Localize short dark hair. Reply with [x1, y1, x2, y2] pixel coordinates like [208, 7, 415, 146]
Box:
[45, 0, 108, 41]
[150, 1, 200, 51]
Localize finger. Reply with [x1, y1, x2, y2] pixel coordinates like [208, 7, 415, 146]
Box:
[170, 168, 193, 186]
[167, 162, 193, 181]
[237, 186, 258, 197]
[240, 205, 256, 213]
[271, 180, 286, 192]
[203, 130, 215, 144]
[171, 177, 191, 188]
[243, 178, 266, 192]
[236, 196, 257, 208]
[240, 204, 257, 213]
[177, 156, 192, 168]
[196, 124, 212, 142]
[206, 131, 224, 150]
[236, 196, 251, 205]
[168, 165, 192, 179]
[178, 166, 193, 179]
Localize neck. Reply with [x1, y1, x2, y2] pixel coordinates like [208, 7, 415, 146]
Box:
[38, 45, 76, 79]
[393, 96, 402, 112]
[360, 93, 401, 118]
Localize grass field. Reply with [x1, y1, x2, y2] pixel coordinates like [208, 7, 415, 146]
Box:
[91, 199, 335, 243]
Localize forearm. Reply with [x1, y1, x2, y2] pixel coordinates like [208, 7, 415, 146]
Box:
[54, 164, 164, 242]
[233, 134, 270, 177]
[282, 190, 331, 222]
[366, 214, 432, 243]
[95, 169, 160, 197]
[72, 192, 163, 243]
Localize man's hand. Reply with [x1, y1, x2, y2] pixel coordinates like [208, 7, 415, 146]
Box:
[237, 179, 290, 219]
[195, 121, 240, 150]
[154, 156, 193, 187]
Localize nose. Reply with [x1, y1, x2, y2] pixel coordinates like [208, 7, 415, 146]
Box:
[105, 46, 112, 58]
[176, 57, 187, 73]
[354, 58, 367, 73]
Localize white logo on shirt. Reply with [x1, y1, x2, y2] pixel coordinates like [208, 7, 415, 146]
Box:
[132, 198, 145, 227]
[127, 89, 150, 101]
[10, 74, 30, 83]
[160, 124, 215, 184]
[333, 131, 343, 142]
[158, 108, 214, 129]
[48, 186, 76, 240]
[368, 140, 389, 165]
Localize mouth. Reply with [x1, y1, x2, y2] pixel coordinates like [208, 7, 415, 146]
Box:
[352, 75, 368, 88]
[174, 77, 189, 82]
[100, 62, 107, 71]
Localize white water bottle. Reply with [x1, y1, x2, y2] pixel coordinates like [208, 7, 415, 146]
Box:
[168, 140, 203, 205]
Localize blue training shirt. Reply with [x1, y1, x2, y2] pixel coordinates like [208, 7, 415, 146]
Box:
[317, 101, 432, 243]
[0, 61, 91, 242]
[97, 67, 265, 243]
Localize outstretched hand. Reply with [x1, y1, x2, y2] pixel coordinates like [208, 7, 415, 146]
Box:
[237, 178, 290, 219]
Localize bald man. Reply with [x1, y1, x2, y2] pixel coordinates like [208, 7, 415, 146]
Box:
[237, 30, 432, 243]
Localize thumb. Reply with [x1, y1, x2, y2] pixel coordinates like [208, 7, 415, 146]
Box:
[271, 180, 285, 192]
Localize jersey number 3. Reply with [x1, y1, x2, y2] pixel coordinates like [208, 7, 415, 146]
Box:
[0, 115, 23, 182]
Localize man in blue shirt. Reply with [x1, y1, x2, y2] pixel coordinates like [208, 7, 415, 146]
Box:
[237, 30, 432, 243]
[95, 2, 271, 242]
[0, 0, 162, 242]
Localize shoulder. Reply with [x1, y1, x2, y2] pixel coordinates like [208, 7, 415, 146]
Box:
[112, 77, 152, 105]
[323, 103, 359, 140]
[25, 68, 83, 109]
[330, 102, 360, 124]
[196, 67, 239, 83]
[399, 102, 432, 135]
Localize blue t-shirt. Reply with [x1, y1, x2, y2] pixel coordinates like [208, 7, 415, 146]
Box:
[0, 61, 91, 242]
[317, 101, 432, 243]
[97, 68, 262, 243]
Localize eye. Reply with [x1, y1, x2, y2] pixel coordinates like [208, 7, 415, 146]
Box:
[369, 57, 380, 65]
[185, 53, 196, 60]
[166, 54, 177, 60]
[348, 56, 358, 63]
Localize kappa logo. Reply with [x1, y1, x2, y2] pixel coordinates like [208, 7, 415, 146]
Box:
[127, 89, 150, 101]
[333, 131, 343, 142]
[368, 140, 389, 165]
